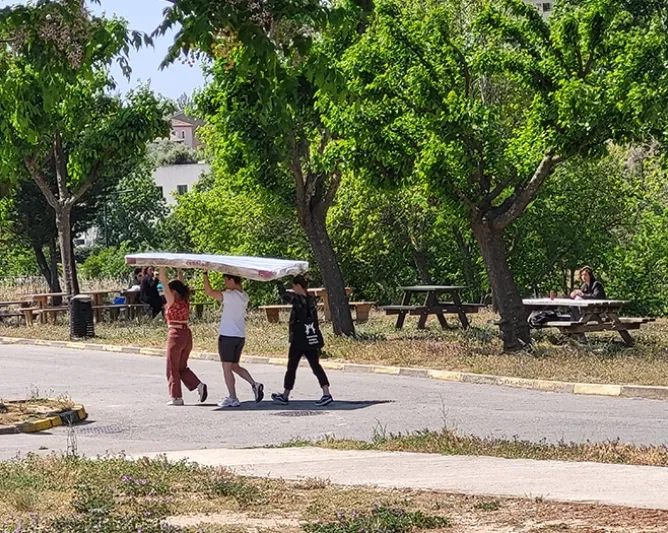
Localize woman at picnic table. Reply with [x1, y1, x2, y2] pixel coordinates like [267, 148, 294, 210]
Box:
[570, 266, 606, 300]
[140, 266, 165, 318]
[271, 274, 333, 407]
[157, 267, 208, 406]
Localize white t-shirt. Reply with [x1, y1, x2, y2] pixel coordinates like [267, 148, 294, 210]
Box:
[219, 290, 249, 338]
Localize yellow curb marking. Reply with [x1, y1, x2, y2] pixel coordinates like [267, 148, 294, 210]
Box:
[428, 370, 463, 382]
[321, 361, 345, 370]
[372, 365, 401, 375]
[573, 383, 622, 396]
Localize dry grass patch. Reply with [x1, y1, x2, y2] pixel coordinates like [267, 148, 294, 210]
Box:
[3, 310, 668, 386]
[287, 427, 668, 467]
[0, 454, 666, 533]
[0, 397, 74, 427]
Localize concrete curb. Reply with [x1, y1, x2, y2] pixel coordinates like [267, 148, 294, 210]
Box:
[3, 336, 668, 401]
[0, 403, 87, 435]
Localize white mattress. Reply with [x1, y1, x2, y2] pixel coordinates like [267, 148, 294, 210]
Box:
[125, 253, 308, 281]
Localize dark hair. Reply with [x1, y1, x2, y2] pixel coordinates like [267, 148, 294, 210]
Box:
[293, 274, 310, 290]
[224, 274, 242, 285]
[580, 266, 596, 283]
[168, 279, 190, 301]
[142, 266, 152, 276]
[133, 267, 142, 276]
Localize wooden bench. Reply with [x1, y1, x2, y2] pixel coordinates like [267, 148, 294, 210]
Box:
[92, 304, 131, 322]
[0, 304, 39, 326]
[37, 306, 69, 324]
[382, 303, 485, 315]
[260, 302, 374, 324]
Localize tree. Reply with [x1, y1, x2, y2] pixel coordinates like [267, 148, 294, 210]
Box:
[159, 0, 357, 336]
[100, 160, 169, 249]
[330, 0, 668, 349]
[0, 0, 171, 295]
[148, 139, 199, 166]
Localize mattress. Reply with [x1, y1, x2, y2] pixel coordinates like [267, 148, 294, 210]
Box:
[125, 252, 308, 281]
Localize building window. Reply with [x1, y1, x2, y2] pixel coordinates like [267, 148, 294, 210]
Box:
[177, 185, 188, 195]
[542, 2, 551, 11]
[74, 239, 85, 246]
[180, 130, 186, 139]
[157, 186, 164, 197]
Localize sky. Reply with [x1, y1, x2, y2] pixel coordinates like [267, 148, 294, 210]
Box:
[2, 0, 206, 100]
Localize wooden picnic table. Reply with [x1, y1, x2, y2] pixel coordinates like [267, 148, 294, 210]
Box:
[381, 285, 484, 330]
[305, 287, 352, 321]
[80, 290, 119, 322]
[522, 297, 653, 346]
[28, 292, 66, 324]
[0, 299, 37, 326]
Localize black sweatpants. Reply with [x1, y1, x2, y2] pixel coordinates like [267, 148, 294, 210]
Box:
[284, 344, 330, 390]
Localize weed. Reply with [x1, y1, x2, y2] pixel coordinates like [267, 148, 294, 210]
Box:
[473, 499, 501, 512]
[303, 505, 449, 533]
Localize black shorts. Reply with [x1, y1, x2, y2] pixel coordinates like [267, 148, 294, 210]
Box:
[218, 335, 245, 363]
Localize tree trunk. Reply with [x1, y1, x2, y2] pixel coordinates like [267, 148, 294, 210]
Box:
[452, 226, 481, 302]
[70, 237, 80, 295]
[33, 245, 52, 289]
[411, 247, 432, 284]
[48, 239, 63, 305]
[303, 213, 355, 337]
[471, 220, 530, 351]
[55, 206, 78, 296]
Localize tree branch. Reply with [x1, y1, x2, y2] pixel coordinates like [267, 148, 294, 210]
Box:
[322, 170, 342, 211]
[53, 131, 70, 201]
[24, 156, 59, 210]
[493, 154, 565, 230]
[70, 160, 101, 205]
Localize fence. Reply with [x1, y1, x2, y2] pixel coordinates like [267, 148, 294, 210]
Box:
[0, 276, 128, 300]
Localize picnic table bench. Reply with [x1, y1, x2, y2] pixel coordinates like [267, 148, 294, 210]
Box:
[381, 285, 484, 329]
[0, 300, 39, 326]
[523, 298, 654, 346]
[260, 301, 375, 324]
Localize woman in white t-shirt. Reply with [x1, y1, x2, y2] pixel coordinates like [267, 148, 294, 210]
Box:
[203, 271, 264, 407]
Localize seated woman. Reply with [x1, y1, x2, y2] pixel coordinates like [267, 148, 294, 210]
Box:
[570, 266, 606, 300]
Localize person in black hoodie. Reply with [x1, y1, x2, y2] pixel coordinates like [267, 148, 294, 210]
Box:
[139, 266, 165, 319]
[271, 274, 333, 406]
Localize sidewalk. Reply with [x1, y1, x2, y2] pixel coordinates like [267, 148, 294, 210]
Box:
[138, 447, 668, 510]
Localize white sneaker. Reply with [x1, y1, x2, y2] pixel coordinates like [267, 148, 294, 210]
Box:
[167, 398, 184, 406]
[218, 397, 240, 408]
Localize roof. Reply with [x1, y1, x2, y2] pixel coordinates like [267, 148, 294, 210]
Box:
[170, 112, 205, 127]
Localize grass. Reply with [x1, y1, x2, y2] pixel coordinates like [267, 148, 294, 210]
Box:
[0, 453, 666, 532]
[284, 427, 668, 467]
[0, 397, 74, 427]
[3, 308, 668, 386]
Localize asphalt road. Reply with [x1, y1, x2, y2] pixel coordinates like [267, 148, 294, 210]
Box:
[1, 344, 667, 460]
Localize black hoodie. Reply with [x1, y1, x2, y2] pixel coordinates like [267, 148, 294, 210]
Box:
[277, 282, 324, 350]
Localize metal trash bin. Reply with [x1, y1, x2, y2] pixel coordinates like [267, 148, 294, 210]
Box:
[70, 294, 95, 339]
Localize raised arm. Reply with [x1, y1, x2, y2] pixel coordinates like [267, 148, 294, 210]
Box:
[203, 271, 223, 302]
[276, 280, 297, 304]
[157, 267, 175, 306]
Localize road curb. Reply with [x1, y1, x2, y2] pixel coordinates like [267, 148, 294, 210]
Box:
[3, 336, 668, 401]
[0, 403, 87, 435]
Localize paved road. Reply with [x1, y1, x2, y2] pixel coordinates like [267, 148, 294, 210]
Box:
[1, 344, 667, 460]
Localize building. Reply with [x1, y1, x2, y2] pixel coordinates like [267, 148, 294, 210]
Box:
[153, 163, 210, 206]
[527, 0, 554, 18]
[169, 112, 204, 149]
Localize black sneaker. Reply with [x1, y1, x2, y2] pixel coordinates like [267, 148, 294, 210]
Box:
[197, 383, 208, 403]
[252, 382, 264, 403]
[315, 394, 333, 407]
[271, 393, 289, 404]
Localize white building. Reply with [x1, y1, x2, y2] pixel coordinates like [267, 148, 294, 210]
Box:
[527, 0, 554, 18]
[153, 163, 210, 206]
